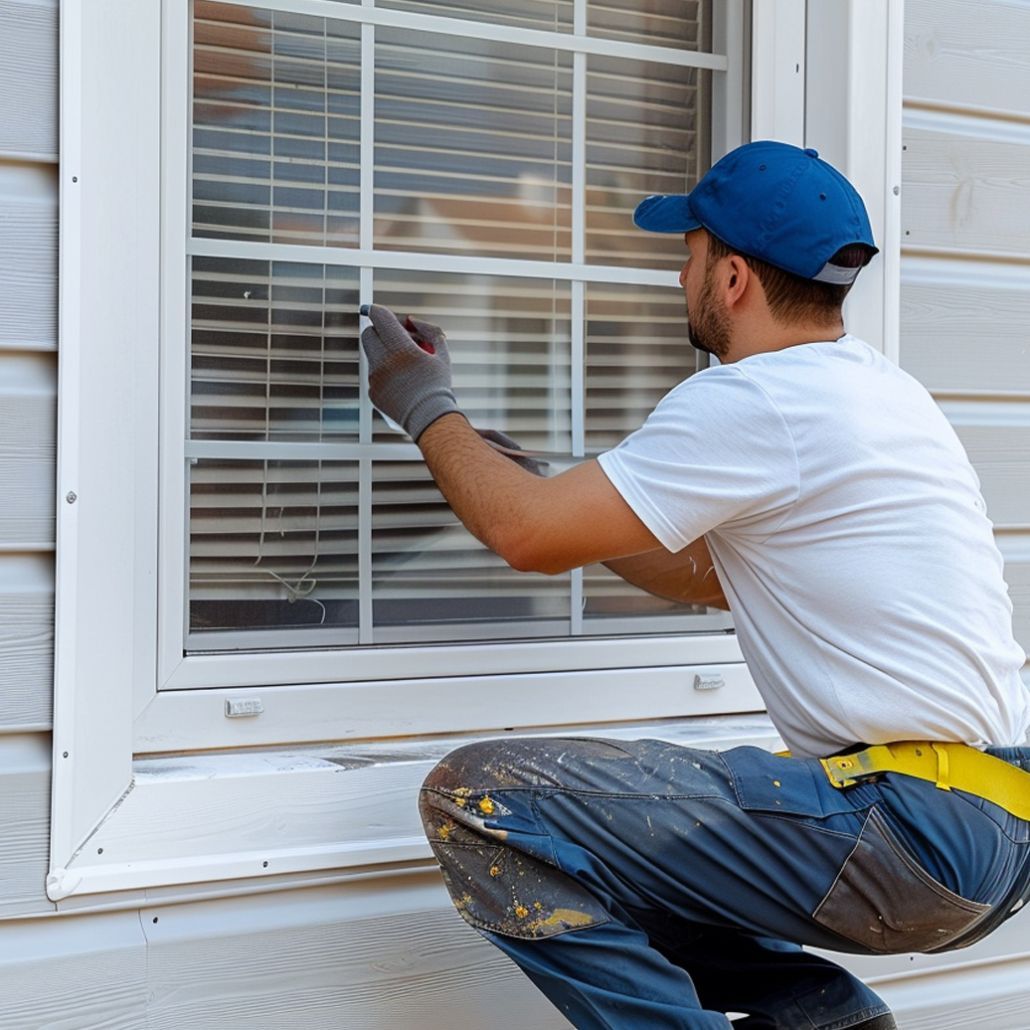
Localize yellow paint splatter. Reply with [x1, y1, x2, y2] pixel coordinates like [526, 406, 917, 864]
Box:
[478, 797, 495, 815]
[515, 904, 529, 919]
[534, 908, 597, 931]
[489, 866, 501, 878]
[438, 823, 452, 840]
[773, 780, 781, 788]
[534, 901, 543, 911]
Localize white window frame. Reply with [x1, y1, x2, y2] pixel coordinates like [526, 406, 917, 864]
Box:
[50, 0, 901, 901]
[161, 0, 748, 696]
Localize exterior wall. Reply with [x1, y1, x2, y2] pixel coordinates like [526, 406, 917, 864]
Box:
[0, 1, 1028, 1028]
[901, 0, 1030, 681]
[0, 0, 58, 921]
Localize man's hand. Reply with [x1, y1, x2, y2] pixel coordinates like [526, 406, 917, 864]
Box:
[360, 304, 462, 441]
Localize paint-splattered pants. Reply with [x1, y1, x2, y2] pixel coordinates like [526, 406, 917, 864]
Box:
[419, 737, 1030, 1029]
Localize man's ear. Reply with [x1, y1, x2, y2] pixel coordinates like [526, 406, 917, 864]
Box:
[724, 254, 750, 308]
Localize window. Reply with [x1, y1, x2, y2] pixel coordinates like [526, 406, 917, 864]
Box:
[175, 0, 737, 661]
[55, 0, 898, 900]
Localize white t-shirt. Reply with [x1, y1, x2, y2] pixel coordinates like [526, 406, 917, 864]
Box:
[598, 334, 1030, 757]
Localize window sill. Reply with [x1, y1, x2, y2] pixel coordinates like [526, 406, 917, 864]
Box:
[48, 712, 779, 901]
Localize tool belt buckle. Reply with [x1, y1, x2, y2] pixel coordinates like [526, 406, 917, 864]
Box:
[819, 754, 866, 789]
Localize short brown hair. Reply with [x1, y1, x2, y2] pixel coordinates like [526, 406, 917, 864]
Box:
[705, 232, 872, 325]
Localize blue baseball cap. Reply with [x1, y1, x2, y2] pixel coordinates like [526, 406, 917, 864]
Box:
[633, 140, 878, 284]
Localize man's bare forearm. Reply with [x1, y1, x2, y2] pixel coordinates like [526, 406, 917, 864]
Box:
[416, 414, 662, 575]
[603, 537, 730, 609]
[416, 413, 542, 564]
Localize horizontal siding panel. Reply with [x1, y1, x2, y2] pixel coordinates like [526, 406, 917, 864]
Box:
[0, 909, 146, 1027]
[0, 554, 53, 730]
[904, 0, 1030, 120]
[955, 424, 1030, 527]
[0, 352, 56, 547]
[902, 126, 1030, 257]
[144, 877, 568, 1029]
[899, 271, 1030, 394]
[7, 864, 1029, 1027]
[0, 0, 58, 160]
[0, 734, 53, 918]
[0, 164, 58, 350]
[1007, 561, 1030, 657]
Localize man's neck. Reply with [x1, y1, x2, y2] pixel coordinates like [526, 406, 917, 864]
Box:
[722, 321, 845, 363]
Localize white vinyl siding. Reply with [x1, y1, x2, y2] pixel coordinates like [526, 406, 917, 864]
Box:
[900, 0, 1030, 674]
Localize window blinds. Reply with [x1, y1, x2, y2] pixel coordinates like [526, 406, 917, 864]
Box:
[188, 0, 733, 649]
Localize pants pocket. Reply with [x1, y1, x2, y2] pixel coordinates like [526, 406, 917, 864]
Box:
[813, 806, 991, 954]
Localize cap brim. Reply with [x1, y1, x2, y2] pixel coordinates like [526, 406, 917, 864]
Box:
[633, 194, 703, 234]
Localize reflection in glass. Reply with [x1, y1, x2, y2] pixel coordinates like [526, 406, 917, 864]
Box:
[372, 462, 571, 642]
[374, 30, 573, 260]
[376, 0, 573, 32]
[189, 459, 360, 640]
[190, 258, 361, 441]
[192, 2, 361, 246]
[372, 271, 572, 452]
[585, 281, 697, 452]
[588, 0, 712, 52]
[582, 281, 730, 631]
[586, 57, 711, 268]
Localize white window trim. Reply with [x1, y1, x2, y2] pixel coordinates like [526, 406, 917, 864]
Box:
[52, 0, 900, 901]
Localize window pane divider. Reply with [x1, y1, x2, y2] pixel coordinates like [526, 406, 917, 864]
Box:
[358, 266, 373, 643]
[188, 237, 680, 288]
[570, 281, 585, 458]
[571, 0, 586, 265]
[187, 439, 422, 461]
[224, 0, 729, 71]
[358, 457, 373, 644]
[359, 20, 374, 252]
[570, 567, 584, 636]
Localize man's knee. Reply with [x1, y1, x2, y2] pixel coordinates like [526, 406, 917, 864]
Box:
[421, 735, 571, 798]
[417, 737, 614, 941]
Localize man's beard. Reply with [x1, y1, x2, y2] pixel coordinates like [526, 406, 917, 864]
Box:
[687, 272, 731, 359]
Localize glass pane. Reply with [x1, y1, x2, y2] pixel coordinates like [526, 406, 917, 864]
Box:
[189, 458, 359, 642]
[374, 29, 573, 260]
[585, 281, 696, 452]
[587, 0, 712, 51]
[186, 2, 730, 654]
[191, 257, 361, 441]
[371, 271, 572, 452]
[586, 56, 711, 267]
[372, 462, 572, 642]
[377, 0, 573, 32]
[192, 2, 361, 246]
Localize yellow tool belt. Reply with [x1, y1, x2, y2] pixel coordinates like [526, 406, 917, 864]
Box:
[819, 741, 1030, 821]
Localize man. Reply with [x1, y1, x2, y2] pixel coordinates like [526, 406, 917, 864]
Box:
[360, 141, 1030, 1029]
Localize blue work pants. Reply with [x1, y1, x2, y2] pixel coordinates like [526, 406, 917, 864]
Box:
[419, 738, 1030, 1029]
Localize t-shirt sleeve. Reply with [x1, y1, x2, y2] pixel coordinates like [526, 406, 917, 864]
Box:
[596, 367, 800, 552]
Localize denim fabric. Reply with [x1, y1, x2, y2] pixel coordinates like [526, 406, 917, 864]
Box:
[419, 738, 1030, 1029]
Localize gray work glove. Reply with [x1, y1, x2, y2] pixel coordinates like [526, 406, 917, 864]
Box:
[360, 304, 462, 441]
